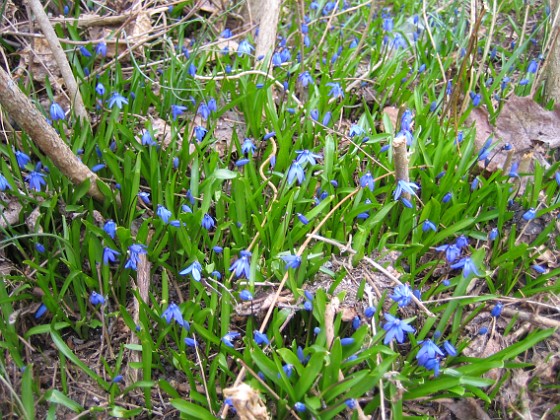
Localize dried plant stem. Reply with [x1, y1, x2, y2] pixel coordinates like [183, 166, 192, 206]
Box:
[26, 0, 90, 126]
[0, 67, 105, 201]
[392, 134, 410, 200]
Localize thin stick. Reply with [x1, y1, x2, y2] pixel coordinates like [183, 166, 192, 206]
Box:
[26, 0, 90, 126]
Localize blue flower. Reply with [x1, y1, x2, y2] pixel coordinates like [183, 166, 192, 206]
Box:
[360, 172, 375, 191]
[241, 138, 256, 155]
[26, 170, 47, 192]
[455, 235, 469, 249]
[341, 337, 355, 346]
[422, 220, 437, 232]
[108, 92, 128, 109]
[138, 191, 151, 204]
[364, 306, 376, 318]
[112, 374, 123, 383]
[95, 42, 107, 57]
[179, 260, 203, 281]
[522, 208, 536, 221]
[263, 131, 276, 140]
[287, 161, 305, 185]
[469, 91, 481, 107]
[423, 357, 441, 376]
[294, 402, 306, 413]
[213, 246, 223, 254]
[34, 303, 47, 319]
[295, 149, 321, 166]
[416, 339, 444, 365]
[326, 82, 344, 99]
[194, 126, 208, 142]
[162, 302, 186, 327]
[527, 59, 538, 74]
[393, 180, 419, 200]
[298, 71, 314, 87]
[188, 63, 197, 76]
[322, 111, 332, 125]
[554, 171, 560, 186]
[489, 228, 499, 241]
[79, 46, 92, 57]
[282, 363, 294, 378]
[281, 254, 301, 270]
[236, 158, 250, 167]
[491, 302, 503, 317]
[90, 291, 105, 305]
[345, 399, 356, 410]
[171, 105, 187, 120]
[50, 102, 65, 121]
[0, 175, 13, 190]
[349, 124, 365, 137]
[383, 16, 393, 32]
[443, 340, 458, 356]
[239, 290, 253, 301]
[389, 284, 413, 307]
[35, 242, 46, 253]
[95, 82, 105, 95]
[124, 243, 147, 270]
[382, 313, 415, 344]
[229, 250, 251, 279]
[185, 337, 198, 347]
[297, 213, 309, 225]
[142, 130, 156, 146]
[303, 300, 313, 311]
[532, 264, 546, 274]
[102, 247, 120, 265]
[198, 103, 210, 120]
[450, 257, 482, 278]
[221, 28, 232, 38]
[91, 163, 106, 172]
[156, 205, 172, 223]
[401, 110, 413, 132]
[15, 150, 31, 168]
[237, 39, 254, 56]
[254, 330, 269, 345]
[221, 331, 240, 347]
[442, 192, 452, 203]
[201, 213, 215, 230]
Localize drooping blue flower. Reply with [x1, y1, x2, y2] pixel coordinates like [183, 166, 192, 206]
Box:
[35, 242, 46, 253]
[442, 192, 452, 203]
[422, 219, 437, 232]
[489, 228, 499, 241]
[194, 126, 208, 142]
[282, 363, 294, 378]
[522, 208, 536, 221]
[102, 247, 120, 265]
[469, 91, 481, 107]
[237, 39, 254, 56]
[221, 28, 232, 38]
[450, 257, 482, 278]
[162, 302, 185, 327]
[401, 110, 413, 132]
[95, 42, 107, 57]
[298, 71, 314, 87]
[364, 306, 376, 318]
[443, 340, 458, 356]
[239, 290, 253, 301]
[297, 213, 309, 225]
[423, 357, 441, 376]
[236, 158, 250, 167]
[281, 254, 301, 270]
[389, 284, 413, 307]
[184, 337, 198, 347]
[124, 243, 147, 270]
[253, 330, 269, 345]
[383, 16, 394, 32]
[26, 170, 47, 192]
[352, 316, 361, 330]
[171, 104, 187, 120]
[349, 124, 365, 137]
[79, 46, 92, 57]
[91, 163, 106, 172]
[527, 59, 538, 74]
[156, 204, 172, 224]
[326, 82, 344, 99]
[197, 102, 210, 120]
[294, 402, 306, 413]
[95, 82, 105, 95]
[141, 130, 156, 146]
[201, 213, 215, 230]
[138, 191, 151, 204]
[491, 302, 503, 318]
[90, 291, 106, 305]
[112, 374, 123, 383]
[34, 303, 47, 319]
[359, 172, 375, 191]
[455, 235, 469, 249]
[341, 337, 355, 346]
[241, 138, 256, 155]
[416, 339, 444, 365]
[263, 131, 276, 140]
[346, 399, 356, 410]
[322, 111, 332, 125]
[479, 326, 488, 335]
[383, 313, 415, 344]
[15, 150, 31, 168]
[393, 180, 419, 200]
[108, 92, 128, 109]
[287, 161, 305, 185]
[179, 260, 203, 281]
[229, 250, 251, 279]
[50, 102, 65, 121]
[295, 149, 321, 166]
[221, 331, 241, 347]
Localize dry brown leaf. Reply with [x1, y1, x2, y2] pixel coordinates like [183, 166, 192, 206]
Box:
[223, 383, 269, 420]
[466, 95, 560, 172]
[23, 37, 62, 83]
[382, 106, 399, 132]
[440, 398, 491, 420]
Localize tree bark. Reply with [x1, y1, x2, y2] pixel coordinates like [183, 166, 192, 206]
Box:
[243, 0, 281, 62]
[0, 66, 106, 201]
[543, 0, 560, 104]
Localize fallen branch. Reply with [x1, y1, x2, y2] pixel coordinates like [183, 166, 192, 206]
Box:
[0, 66, 106, 201]
[26, 0, 91, 126]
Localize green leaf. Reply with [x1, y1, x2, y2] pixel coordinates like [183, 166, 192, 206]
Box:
[213, 169, 238, 180]
[171, 398, 214, 419]
[46, 389, 84, 413]
[295, 350, 326, 400]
